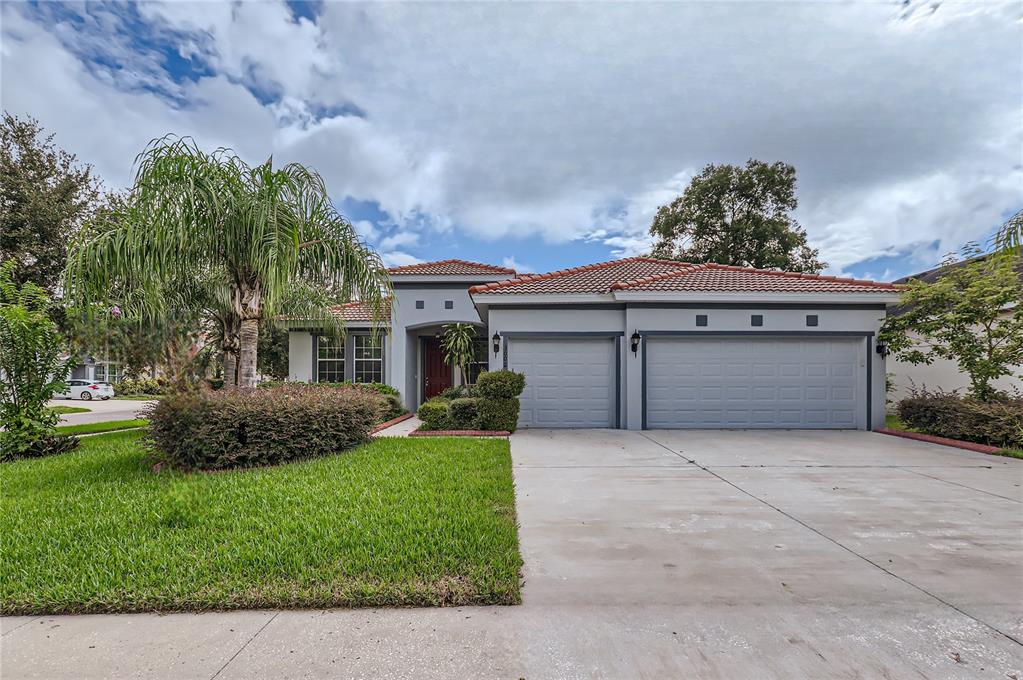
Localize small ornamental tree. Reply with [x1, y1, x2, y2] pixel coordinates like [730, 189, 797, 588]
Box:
[0, 260, 76, 460]
[879, 248, 1023, 402]
[442, 323, 478, 385]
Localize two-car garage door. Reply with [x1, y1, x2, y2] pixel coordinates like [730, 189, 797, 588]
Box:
[645, 336, 864, 429]
[505, 334, 865, 429]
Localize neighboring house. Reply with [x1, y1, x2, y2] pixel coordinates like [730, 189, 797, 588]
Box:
[68, 355, 122, 383]
[287, 257, 901, 430]
[886, 257, 1023, 403]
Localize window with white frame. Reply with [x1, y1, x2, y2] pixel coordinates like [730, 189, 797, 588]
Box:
[95, 362, 122, 384]
[316, 336, 345, 383]
[468, 339, 488, 384]
[354, 335, 383, 384]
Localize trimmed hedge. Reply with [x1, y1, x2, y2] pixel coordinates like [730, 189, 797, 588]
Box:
[897, 389, 1023, 449]
[475, 371, 526, 399]
[478, 398, 520, 432]
[449, 397, 481, 429]
[417, 398, 451, 430]
[145, 385, 380, 470]
[114, 378, 168, 396]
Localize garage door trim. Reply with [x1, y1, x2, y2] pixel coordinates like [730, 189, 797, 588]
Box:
[502, 331, 623, 429]
[639, 330, 873, 430]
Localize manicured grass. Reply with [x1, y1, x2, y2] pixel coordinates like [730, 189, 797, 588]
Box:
[47, 405, 91, 415]
[884, 414, 919, 432]
[0, 431, 521, 614]
[113, 395, 161, 401]
[55, 419, 149, 436]
[996, 448, 1023, 460]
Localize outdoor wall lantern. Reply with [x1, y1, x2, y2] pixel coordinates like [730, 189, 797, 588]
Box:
[875, 340, 890, 358]
[630, 331, 641, 355]
[492, 332, 501, 356]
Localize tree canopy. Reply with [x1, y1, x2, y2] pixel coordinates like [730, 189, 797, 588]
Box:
[649, 159, 825, 273]
[879, 247, 1023, 402]
[0, 113, 102, 296]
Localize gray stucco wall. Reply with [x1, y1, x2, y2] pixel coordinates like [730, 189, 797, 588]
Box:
[487, 304, 888, 431]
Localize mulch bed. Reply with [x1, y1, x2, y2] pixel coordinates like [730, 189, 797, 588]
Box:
[369, 412, 414, 435]
[409, 427, 511, 438]
[876, 427, 1001, 454]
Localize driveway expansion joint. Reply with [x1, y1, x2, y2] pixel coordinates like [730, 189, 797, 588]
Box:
[639, 431, 1023, 649]
[0, 616, 40, 637]
[900, 467, 1021, 504]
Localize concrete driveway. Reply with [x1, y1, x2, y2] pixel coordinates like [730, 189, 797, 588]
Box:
[2, 430, 1021, 678]
[47, 398, 153, 426]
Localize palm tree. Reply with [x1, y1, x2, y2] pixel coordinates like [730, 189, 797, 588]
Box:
[994, 208, 1022, 253]
[66, 136, 390, 388]
[442, 323, 478, 386]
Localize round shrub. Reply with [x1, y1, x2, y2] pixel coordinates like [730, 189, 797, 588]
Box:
[145, 384, 380, 470]
[474, 370, 526, 399]
[417, 398, 451, 430]
[378, 393, 406, 421]
[477, 397, 520, 432]
[448, 397, 481, 429]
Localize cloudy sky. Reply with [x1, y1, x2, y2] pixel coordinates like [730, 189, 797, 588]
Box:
[2, 1, 1020, 280]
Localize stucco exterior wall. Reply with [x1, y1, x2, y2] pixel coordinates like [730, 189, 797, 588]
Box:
[888, 354, 1022, 403]
[391, 285, 485, 409]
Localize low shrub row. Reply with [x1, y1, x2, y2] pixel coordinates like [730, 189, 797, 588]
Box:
[113, 378, 168, 396]
[145, 384, 381, 470]
[418, 371, 526, 432]
[897, 388, 1023, 449]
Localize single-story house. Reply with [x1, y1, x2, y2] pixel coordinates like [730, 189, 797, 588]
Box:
[287, 257, 901, 430]
[886, 256, 1023, 403]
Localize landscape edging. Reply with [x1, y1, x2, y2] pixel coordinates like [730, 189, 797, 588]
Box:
[876, 427, 1001, 454]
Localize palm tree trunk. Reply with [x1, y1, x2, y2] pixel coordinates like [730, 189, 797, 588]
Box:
[237, 317, 259, 388]
[223, 349, 237, 388]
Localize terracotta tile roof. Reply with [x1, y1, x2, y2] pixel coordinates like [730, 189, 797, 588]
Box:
[469, 257, 897, 295]
[611, 264, 898, 293]
[388, 259, 516, 276]
[328, 299, 391, 322]
[469, 257, 689, 294]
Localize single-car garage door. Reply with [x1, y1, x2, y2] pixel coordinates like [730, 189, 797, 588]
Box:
[645, 336, 864, 429]
[508, 337, 617, 428]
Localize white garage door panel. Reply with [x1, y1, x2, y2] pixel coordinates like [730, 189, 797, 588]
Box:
[646, 337, 862, 429]
[509, 338, 616, 428]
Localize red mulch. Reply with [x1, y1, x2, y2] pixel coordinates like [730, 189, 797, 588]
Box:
[876, 427, 1001, 454]
[409, 427, 510, 438]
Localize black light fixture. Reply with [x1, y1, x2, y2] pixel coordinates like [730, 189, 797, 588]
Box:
[492, 332, 501, 356]
[630, 331, 641, 355]
[875, 340, 890, 357]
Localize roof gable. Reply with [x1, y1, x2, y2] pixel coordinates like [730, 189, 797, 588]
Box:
[388, 259, 516, 276]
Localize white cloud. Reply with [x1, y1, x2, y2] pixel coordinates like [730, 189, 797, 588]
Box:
[379, 231, 419, 251]
[353, 220, 379, 242]
[501, 256, 532, 273]
[2, 0, 1020, 279]
[379, 251, 422, 268]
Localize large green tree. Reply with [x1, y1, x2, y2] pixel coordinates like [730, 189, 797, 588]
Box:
[649, 159, 825, 273]
[66, 136, 390, 388]
[0, 113, 102, 296]
[879, 247, 1023, 402]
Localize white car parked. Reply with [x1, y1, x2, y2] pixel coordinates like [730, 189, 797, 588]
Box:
[58, 380, 115, 401]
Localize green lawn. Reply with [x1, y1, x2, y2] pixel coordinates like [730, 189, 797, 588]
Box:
[55, 419, 149, 436]
[47, 405, 91, 415]
[996, 449, 1023, 460]
[0, 431, 521, 614]
[113, 395, 161, 401]
[884, 414, 919, 432]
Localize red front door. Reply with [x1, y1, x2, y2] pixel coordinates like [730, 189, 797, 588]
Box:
[423, 337, 452, 400]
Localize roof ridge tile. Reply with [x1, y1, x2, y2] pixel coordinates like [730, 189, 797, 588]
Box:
[468, 256, 667, 293]
[388, 258, 516, 275]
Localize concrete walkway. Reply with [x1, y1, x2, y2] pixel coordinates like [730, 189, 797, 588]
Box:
[371, 415, 421, 437]
[3, 430, 1021, 679]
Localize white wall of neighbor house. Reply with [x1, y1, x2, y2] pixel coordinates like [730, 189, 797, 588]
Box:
[486, 303, 889, 431]
[888, 353, 1022, 403]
